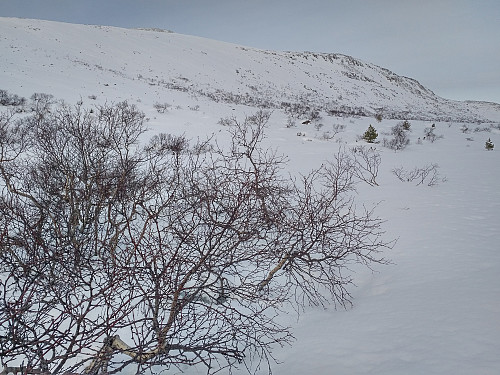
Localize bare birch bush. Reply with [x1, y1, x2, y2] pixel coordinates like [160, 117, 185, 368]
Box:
[350, 146, 381, 186]
[383, 121, 411, 150]
[392, 164, 445, 186]
[0, 103, 393, 375]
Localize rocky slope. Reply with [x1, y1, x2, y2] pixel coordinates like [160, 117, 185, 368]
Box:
[1, 17, 499, 123]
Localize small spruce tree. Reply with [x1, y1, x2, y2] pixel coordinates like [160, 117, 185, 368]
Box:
[363, 125, 378, 143]
[485, 138, 494, 150]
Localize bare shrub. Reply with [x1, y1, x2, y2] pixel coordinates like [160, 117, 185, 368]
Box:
[321, 123, 346, 140]
[350, 146, 381, 186]
[30, 92, 56, 113]
[286, 116, 296, 128]
[392, 163, 445, 186]
[0, 104, 392, 374]
[423, 126, 444, 143]
[282, 101, 311, 119]
[0, 89, 27, 107]
[383, 121, 411, 150]
[153, 101, 171, 113]
[218, 116, 234, 126]
[474, 126, 491, 133]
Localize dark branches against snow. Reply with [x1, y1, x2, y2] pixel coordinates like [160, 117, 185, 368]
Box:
[0, 103, 393, 374]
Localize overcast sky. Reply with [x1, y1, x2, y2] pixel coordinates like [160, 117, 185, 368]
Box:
[2, 0, 499, 103]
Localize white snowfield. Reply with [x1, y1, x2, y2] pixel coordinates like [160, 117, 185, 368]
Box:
[1, 17, 499, 375]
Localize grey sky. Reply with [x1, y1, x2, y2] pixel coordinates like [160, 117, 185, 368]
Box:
[2, 0, 499, 103]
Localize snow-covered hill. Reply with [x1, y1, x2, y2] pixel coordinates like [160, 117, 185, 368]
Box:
[1, 17, 499, 375]
[1, 17, 500, 123]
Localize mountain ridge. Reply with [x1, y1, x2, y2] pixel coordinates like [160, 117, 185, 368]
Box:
[1, 17, 499, 123]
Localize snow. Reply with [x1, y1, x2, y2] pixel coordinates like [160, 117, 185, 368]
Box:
[1, 17, 499, 375]
[264, 120, 500, 375]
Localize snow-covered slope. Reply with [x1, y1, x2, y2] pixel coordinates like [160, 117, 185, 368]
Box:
[1, 17, 499, 375]
[1, 17, 500, 123]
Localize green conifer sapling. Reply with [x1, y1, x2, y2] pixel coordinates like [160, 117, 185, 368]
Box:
[485, 138, 494, 150]
[363, 125, 378, 143]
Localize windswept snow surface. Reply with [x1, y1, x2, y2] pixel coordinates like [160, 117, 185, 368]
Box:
[1, 17, 499, 375]
[271, 122, 500, 375]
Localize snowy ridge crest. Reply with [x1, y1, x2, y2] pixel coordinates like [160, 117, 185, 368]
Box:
[1, 16, 499, 123]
